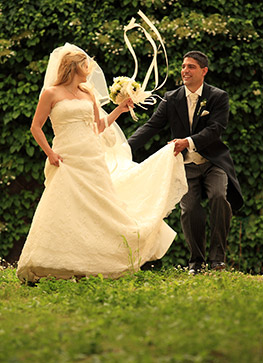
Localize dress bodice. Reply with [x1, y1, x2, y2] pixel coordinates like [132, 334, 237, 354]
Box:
[49, 99, 94, 134]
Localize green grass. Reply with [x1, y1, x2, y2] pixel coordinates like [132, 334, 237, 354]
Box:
[0, 266, 263, 363]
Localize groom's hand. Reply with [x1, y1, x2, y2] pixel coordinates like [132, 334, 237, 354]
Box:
[169, 138, 189, 156]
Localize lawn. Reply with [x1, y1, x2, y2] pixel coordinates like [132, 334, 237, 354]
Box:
[0, 265, 263, 363]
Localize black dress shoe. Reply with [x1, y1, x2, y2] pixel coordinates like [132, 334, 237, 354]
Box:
[189, 268, 199, 275]
[211, 261, 226, 270]
[188, 264, 203, 275]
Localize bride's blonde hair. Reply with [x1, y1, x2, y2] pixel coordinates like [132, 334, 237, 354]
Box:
[54, 51, 93, 86]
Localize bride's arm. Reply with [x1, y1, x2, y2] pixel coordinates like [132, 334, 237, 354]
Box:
[92, 97, 134, 133]
[30, 89, 63, 167]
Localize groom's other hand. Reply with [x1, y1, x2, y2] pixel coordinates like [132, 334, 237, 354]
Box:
[169, 138, 189, 156]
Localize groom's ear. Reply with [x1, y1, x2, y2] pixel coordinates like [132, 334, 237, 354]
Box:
[202, 67, 208, 77]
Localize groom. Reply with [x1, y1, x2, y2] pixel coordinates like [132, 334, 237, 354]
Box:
[128, 51, 243, 274]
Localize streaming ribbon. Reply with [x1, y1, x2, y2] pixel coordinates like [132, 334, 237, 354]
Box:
[123, 10, 169, 109]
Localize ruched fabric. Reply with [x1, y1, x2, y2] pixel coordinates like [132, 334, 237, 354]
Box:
[17, 99, 188, 282]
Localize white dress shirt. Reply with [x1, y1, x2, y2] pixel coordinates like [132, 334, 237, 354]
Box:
[184, 85, 207, 165]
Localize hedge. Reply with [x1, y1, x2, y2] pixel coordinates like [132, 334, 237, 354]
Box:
[0, 0, 263, 273]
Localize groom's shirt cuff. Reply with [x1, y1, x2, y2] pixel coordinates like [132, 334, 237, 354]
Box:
[186, 137, 197, 152]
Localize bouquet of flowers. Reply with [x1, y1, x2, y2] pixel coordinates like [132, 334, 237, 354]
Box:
[109, 76, 152, 121]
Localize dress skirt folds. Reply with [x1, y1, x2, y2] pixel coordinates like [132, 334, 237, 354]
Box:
[17, 99, 188, 282]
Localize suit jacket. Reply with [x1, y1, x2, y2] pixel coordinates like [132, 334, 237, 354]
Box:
[128, 82, 243, 211]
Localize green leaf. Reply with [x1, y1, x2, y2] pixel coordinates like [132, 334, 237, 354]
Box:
[26, 146, 35, 157]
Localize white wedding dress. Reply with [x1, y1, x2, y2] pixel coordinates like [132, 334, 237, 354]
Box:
[17, 98, 188, 282]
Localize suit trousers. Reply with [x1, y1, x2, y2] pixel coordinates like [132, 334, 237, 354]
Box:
[180, 161, 232, 268]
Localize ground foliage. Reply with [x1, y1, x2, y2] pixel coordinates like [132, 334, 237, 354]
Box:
[0, 265, 263, 362]
[0, 0, 263, 272]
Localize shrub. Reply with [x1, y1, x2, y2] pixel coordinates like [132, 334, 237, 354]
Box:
[1, 0, 263, 272]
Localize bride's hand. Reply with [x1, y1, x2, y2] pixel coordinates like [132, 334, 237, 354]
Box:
[48, 151, 63, 167]
[118, 98, 134, 113]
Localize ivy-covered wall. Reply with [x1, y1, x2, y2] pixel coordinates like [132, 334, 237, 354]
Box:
[1, 0, 263, 273]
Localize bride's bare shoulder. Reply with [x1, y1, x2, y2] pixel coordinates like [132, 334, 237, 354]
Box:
[40, 86, 65, 107]
[42, 86, 62, 97]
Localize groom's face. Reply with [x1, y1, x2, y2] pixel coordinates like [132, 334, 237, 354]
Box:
[181, 57, 208, 91]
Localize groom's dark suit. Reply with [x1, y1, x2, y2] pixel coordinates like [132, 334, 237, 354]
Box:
[128, 82, 243, 267]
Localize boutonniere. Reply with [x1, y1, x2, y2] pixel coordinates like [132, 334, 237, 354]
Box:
[197, 99, 207, 116]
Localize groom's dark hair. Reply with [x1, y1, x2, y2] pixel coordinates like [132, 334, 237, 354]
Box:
[183, 51, 209, 69]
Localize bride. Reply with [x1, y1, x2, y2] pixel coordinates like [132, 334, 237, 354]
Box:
[17, 43, 188, 282]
